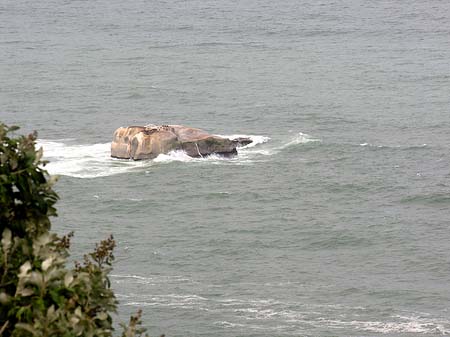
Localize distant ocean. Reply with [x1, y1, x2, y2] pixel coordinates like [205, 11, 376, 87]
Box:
[2, 0, 450, 335]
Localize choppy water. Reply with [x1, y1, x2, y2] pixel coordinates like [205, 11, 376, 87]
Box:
[2, 0, 450, 336]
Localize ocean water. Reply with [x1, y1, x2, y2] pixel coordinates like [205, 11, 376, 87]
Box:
[2, 0, 450, 336]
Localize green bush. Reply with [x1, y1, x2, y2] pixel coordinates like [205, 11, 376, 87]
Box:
[0, 123, 156, 337]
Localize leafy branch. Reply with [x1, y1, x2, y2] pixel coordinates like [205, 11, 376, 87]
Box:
[0, 123, 159, 337]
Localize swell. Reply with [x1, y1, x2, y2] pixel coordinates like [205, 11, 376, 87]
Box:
[111, 274, 450, 335]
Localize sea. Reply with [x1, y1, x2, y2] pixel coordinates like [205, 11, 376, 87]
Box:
[1, 0, 450, 336]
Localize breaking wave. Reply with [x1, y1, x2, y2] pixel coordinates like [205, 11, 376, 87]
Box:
[37, 132, 316, 178]
[37, 140, 145, 179]
[359, 142, 428, 150]
[278, 132, 321, 148]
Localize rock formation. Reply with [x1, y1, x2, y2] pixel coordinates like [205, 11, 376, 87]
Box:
[111, 124, 252, 160]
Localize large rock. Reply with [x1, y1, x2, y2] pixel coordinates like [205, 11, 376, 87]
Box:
[111, 124, 252, 160]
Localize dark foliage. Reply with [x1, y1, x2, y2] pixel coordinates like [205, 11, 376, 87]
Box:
[0, 123, 154, 337]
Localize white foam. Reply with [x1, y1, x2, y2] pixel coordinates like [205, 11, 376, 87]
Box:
[37, 139, 145, 178]
[123, 294, 207, 309]
[240, 132, 321, 157]
[111, 274, 192, 283]
[153, 150, 194, 163]
[280, 132, 321, 148]
[237, 132, 321, 157]
[108, 273, 450, 335]
[350, 315, 450, 334]
[359, 142, 428, 149]
[215, 134, 272, 159]
[214, 321, 246, 328]
[221, 134, 271, 149]
[212, 298, 450, 334]
[154, 150, 243, 165]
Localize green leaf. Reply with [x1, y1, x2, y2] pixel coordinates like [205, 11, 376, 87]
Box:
[16, 306, 31, 320]
[1, 228, 12, 254]
[0, 292, 10, 304]
[15, 323, 39, 336]
[49, 288, 65, 307]
[96, 312, 108, 321]
[8, 125, 20, 132]
[18, 288, 34, 297]
[0, 123, 152, 337]
[34, 147, 43, 164]
[64, 272, 74, 288]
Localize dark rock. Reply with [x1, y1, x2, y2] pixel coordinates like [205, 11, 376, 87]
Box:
[232, 137, 253, 147]
[111, 125, 242, 160]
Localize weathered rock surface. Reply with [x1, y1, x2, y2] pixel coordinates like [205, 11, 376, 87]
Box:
[111, 125, 252, 160]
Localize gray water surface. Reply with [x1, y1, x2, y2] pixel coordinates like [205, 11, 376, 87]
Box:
[2, 0, 450, 335]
